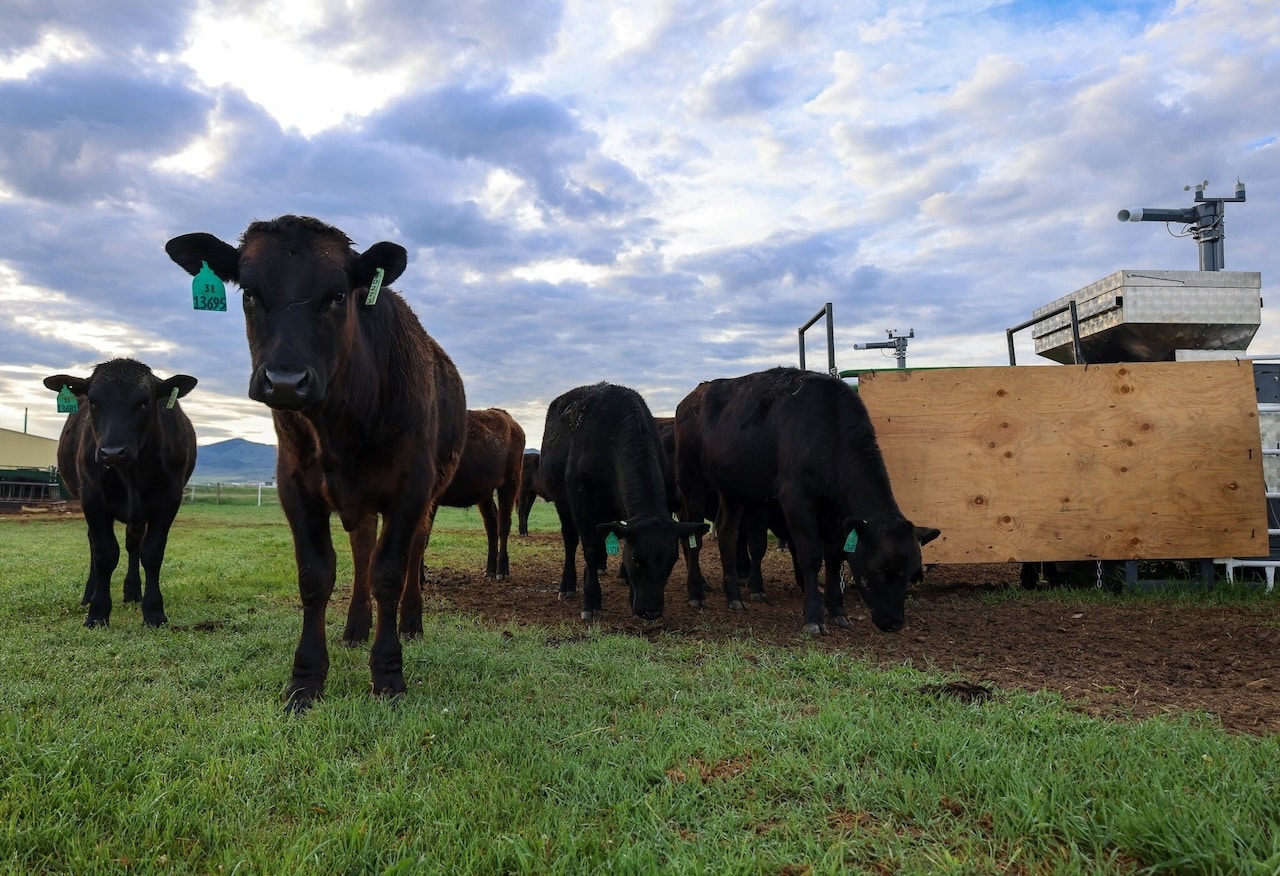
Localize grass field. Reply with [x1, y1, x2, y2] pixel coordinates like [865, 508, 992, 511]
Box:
[0, 501, 1277, 874]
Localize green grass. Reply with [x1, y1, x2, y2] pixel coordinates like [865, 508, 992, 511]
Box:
[1, 504, 1278, 874]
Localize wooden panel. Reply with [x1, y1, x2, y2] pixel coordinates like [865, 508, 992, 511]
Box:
[857, 360, 1267, 564]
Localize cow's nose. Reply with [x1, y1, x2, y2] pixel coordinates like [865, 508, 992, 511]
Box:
[251, 368, 314, 409]
[97, 445, 129, 466]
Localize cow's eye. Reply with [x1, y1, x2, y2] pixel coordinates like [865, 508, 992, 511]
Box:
[330, 290, 347, 307]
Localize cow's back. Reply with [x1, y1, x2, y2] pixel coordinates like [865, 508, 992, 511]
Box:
[542, 383, 663, 509]
[700, 367, 886, 508]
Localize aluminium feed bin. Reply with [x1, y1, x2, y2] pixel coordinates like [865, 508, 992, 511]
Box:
[1032, 269, 1261, 364]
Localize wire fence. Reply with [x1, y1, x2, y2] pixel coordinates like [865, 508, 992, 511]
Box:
[185, 482, 280, 507]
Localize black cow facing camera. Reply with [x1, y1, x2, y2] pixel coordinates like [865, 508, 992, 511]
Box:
[541, 383, 708, 622]
[43, 358, 197, 628]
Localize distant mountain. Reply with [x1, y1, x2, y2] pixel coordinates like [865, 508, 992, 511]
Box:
[192, 438, 277, 484]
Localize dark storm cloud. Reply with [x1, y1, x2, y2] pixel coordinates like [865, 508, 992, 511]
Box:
[0, 62, 212, 203]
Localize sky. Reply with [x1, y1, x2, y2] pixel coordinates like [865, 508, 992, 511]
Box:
[1, 0, 1277, 451]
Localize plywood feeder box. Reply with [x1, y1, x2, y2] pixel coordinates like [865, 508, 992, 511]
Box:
[857, 360, 1267, 566]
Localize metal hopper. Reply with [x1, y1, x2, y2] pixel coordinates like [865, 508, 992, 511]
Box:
[1031, 269, 1262, 364]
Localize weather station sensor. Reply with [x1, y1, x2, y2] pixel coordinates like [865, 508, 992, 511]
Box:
[853, 329, 914, 368]
[1117, 179, 1246, 272]
[1019, 181, 1260, 364]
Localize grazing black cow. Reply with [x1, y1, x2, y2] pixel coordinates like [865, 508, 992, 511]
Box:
[166, 215, 466, 711]
[540, 383, 708, 621]
[516, 450, 550, 536]
[675, 367, 938, 634]
[431, 408, 525, 579]
[42, 359, 197, 628]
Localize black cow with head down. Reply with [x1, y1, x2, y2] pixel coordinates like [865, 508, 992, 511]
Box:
[43, 358, 197, 628]
[540, 383, 708, 621]
[675, 367, 938, 634]
[166, 215, 466, 711]
[516, 451, 550, 536]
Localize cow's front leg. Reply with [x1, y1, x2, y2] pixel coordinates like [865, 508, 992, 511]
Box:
[398, 520, 427, 641]
[122, 521, 144, 604]
[341, 514, 377, 645]
[822, 541, 853, 630]
[580, 536, 605, 621]
[138, 509, 178, 627]
[715, 500, 747, 611]
[282, 499, 336, 713]
[555, 505, 579, 600]
[369, 494, 428, 699]
[83, 506, 118, 628]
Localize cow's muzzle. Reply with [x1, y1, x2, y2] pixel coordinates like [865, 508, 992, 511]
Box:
[96, 445, 133, 467]
[250, 367, 322, 411]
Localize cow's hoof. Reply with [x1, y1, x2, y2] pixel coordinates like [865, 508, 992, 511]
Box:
[371, 676, 407, 701]
[801, 622, 829, 636]
[689, 598, 705, 609]
[558, 590, 577, 602]
[283, 688, 322, 715]
[581, 609, 602, 622]
[84, 615, 109, 629]
[728, 599, 746, 611]
[831, 615, 854, 630]
[749, 591, 767, 602]
[341, 636, 367, 648]
[143, 613, 168, 628]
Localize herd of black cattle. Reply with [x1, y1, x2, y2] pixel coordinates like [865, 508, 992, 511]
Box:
[41, 215, 938, 711]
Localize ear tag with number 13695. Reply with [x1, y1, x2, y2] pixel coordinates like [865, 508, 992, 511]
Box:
[57, 385, 78, 413]
[192, 261, 227, 312]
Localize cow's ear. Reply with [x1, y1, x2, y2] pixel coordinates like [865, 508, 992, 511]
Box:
[157, 375, 198, 401]
[597, 521, 630, 539]
[353, 241, 408, 288]
[165, 233, 240, 282]
[677, 521, 711, 538]
[916, 526, 941, 546]
[44, 375, 87, 396]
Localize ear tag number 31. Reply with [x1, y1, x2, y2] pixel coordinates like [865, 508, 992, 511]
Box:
[192, 261, 227, 312]
[57, 385, 78, 414]
[605, 532, 620, 556]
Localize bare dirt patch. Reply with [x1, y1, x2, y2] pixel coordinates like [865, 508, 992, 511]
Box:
[423, 532, 1280, 736]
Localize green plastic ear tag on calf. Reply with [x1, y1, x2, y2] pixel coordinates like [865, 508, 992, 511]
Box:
[192, 261, 227, 312]
[364, 268, 385, 306]
[57, 385, 78, 413]
[605, 531, 620, 556]
[687, 534, 698, 549]
[166, 387, 179, 410]
[843, 530, 859, 552]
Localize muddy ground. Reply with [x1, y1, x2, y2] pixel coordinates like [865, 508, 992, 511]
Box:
[423, 532, 1280, 736]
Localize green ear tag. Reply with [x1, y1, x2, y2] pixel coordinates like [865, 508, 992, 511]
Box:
[192, 261, 227, 312]
[605, 531, 620, 556]
[364, 267, 385, 306]
[57, 385, 78, 413]
[687, 534, 698, 549]
[166, 387, 179, 410]
[843, 530, 859, 552]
